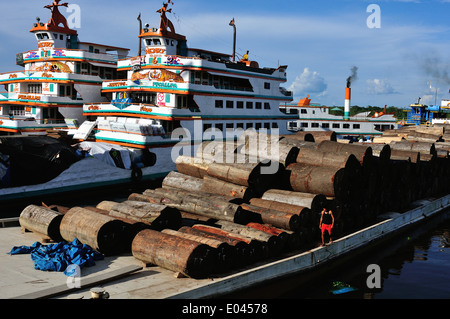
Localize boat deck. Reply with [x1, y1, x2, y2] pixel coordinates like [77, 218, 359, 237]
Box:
[1, 194, 449, 300]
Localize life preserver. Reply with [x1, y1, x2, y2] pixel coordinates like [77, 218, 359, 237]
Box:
[426, 121, 431, 126]
[131, 167, 143, 182]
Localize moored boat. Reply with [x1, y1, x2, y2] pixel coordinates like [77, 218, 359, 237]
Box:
[0, 1, 129, 136]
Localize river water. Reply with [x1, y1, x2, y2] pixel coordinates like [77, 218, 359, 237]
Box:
[227, 211, 450, 299]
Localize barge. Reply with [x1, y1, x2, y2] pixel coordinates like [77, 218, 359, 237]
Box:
[3, 129, 450, 300]
[1, 194, 449, 300]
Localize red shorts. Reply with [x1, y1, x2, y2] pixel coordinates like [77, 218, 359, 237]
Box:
[321, 224, 332, 234]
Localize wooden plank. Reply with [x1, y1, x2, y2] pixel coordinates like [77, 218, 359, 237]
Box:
[11, 265, 142, 299]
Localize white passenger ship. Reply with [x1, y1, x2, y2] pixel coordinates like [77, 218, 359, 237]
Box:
[0, 1, 296, 206]
[0, 1, 129, 135]
[72, 2, 296, 173]
[282, 94, 399, 139]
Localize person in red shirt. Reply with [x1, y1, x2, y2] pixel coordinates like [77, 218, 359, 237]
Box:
[319, 208, 334, 246]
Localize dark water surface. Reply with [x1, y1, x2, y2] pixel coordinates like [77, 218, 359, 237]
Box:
[228, 212, 450, 299]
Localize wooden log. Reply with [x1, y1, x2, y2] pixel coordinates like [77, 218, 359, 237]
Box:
[19, 205, 64, 242]
[389, 141, 437, 156]
[239, 203, 300, 231]
[215, 220, 284, 257]
[205, 161, 283, 196]
[316, 140, 374, 166]
[96, 200, 181, 231]
[84, 206, 151, 251]
[132, 229, 214, 279]
[142, 188, 260, 224]
[281, 132, 315, 142]
[192, 224, 267, 262]
[175, 155, 212, 178]
[279, 138, 318, 150]
[195, 140, 241, 161]
[308, 131, 337, 143]
[245, 222, 291, 249]
[239, 140, 299, 167]
[296, 148, 362, 172]
[60, 207, 127, 256]
[249, 197, 312, 225]
[261, 189, 327, 213]
[389, 149, 420, 163]
[162, 228, 235, 273]
[286, 163, 350, 200]
[200, 175, 254, 201]
[162, 171, 204, 192]
[177, 226, 251, 266]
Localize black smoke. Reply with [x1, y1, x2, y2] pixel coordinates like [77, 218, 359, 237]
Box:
[346, 66, 358, 88]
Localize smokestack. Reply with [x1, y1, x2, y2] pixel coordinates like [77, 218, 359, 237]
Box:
[344, 66, 357, 121]
[344, 87, 351, 120]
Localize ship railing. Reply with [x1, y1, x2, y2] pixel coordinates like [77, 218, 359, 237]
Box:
[19, 48, 126, 61]
[0, 91, 83, 101]
[0, 116, 67, 125]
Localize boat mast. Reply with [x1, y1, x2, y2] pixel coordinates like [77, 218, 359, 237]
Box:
[229, 18, 236, 62]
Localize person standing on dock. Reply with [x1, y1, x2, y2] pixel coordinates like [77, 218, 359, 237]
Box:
[319, 208, 334, 246]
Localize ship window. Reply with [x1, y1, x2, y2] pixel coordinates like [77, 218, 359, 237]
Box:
[237, 101, 244, 109]
[272, 122, 278, 128]
[246, 102, 253, 109]
[264, 123, 270, 129]
[322, 123, 329, 128]
[28, 84, 42, 94]
[255, 123, 262, 130]
[226, 100, 233, 108]
[264, 82, 270, 89]
[264, 103, 271, 109]
[246, 123, 253, 129]
[255, 102, 262, 109]
[203, 123, 212, 132]
[237, 123, 244, 129]
[10, 105, 25, 116]
[215, 123, 223, 132]
[343, 123, 350, 129]
[301, 109, 307, 114]
[146, 39, 152, 46]
[226, 123, 234, 130]
[41, 33, 49, 39]
[153, 38, 161, 45]
[353, 124, 360, 129]
[215, 100, 223, 108]
[301, 122, 309, 128]
[312, 123, 319, 128]
[332, 123, 340, 128]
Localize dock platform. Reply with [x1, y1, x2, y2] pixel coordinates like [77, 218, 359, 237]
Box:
[1, 195, 449, 300]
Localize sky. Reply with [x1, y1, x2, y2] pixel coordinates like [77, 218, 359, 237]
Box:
[1, 0, 450, 109]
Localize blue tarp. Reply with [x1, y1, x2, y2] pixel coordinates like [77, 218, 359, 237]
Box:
[9, 238, 104, 276]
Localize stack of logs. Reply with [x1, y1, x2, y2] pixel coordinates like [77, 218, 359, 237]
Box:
[18, 127, 450, 279]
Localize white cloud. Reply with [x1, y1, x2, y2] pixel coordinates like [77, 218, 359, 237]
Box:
[288, 68, 328, 96]
[366, 79, 399, 95]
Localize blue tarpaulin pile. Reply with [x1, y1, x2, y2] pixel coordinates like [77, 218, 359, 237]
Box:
[9, 238, 104, 276]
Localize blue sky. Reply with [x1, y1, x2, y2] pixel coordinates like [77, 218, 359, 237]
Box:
[1, 0, 450, 109]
